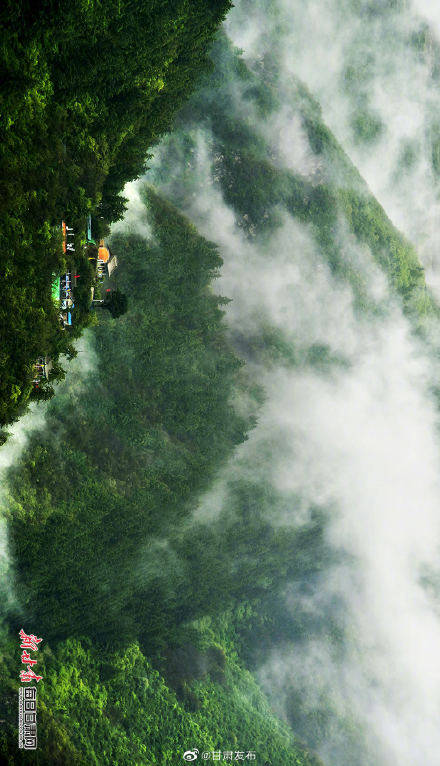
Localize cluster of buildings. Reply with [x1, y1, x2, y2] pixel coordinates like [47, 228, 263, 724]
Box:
[88, 214, 118, 303]
[32, 216, 118, 390]
[58, 220, 77, 328]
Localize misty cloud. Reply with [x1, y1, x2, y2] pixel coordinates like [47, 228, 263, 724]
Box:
[147, 18, 440, 762]
[227, 0, 440, 298]
[111, 180, 152, 239]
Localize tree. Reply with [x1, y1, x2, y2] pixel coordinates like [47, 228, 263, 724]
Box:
[93, 290, 128, 318]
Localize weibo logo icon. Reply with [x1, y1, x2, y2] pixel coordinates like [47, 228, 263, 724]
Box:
[183, 750, 199, 761]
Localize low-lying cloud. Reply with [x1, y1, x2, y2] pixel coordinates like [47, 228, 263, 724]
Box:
[226, 0, 440, 298]
[149, 24, 440, 760]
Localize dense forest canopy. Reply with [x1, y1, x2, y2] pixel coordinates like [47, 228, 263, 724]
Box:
[0, 0, 231, 431]
[0, 188, 323, 766]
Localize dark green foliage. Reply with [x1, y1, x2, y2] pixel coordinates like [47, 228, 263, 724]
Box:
[139, 35, 439, 762]
[1, 17, 435, 766]
[6, 190, 250, 644]
[0, 189, 324, 765]
[350, 108, 383, 144]
[0, 0, 231, 428]
[99, 290, 128, 318]
[0, 633, 322, 765]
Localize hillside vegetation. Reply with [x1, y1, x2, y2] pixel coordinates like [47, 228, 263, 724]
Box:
[0, 19, 435, 766]
[0, 0, 231, 431]
[0, 189, 322, 766]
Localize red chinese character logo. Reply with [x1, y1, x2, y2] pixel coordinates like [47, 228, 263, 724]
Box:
[20, 668, 43, 683]
[20, 651, 37, 667]
[19, 629, 43, 652]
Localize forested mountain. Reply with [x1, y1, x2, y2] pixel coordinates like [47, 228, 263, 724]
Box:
[144, 27, 440, 766]
[0, 0, 231, 430]
[2, 2, 440, 765]
[164, 33, 435, 319]
[0, 189, 321, 766]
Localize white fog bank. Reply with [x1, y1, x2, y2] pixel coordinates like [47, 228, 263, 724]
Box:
[150, 94, 440, 766]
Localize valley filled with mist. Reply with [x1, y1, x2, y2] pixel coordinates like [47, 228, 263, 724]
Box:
[3, 1, 440, 764]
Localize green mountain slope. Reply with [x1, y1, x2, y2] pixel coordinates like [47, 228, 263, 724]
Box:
[0, 0, 231, 431]
[0, 24, 435, 766]
[0, 189, 322, 765]
[0, 629, 321, 766]
[159, 33, 435, 320]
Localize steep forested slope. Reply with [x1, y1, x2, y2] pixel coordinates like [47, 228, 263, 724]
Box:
[145, 34, 440, 764]
[0, 0, 231, 430]
[1, 19, 437, 766]
[0, 190, 321, 766]
[1, 632, 321, 766]
[160, 34, 435, 320]
[6, 190, 250, 642]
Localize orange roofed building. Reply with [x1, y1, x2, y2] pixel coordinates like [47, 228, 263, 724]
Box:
[96, 239, 118, 279]
[98, 239, 110, 263]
